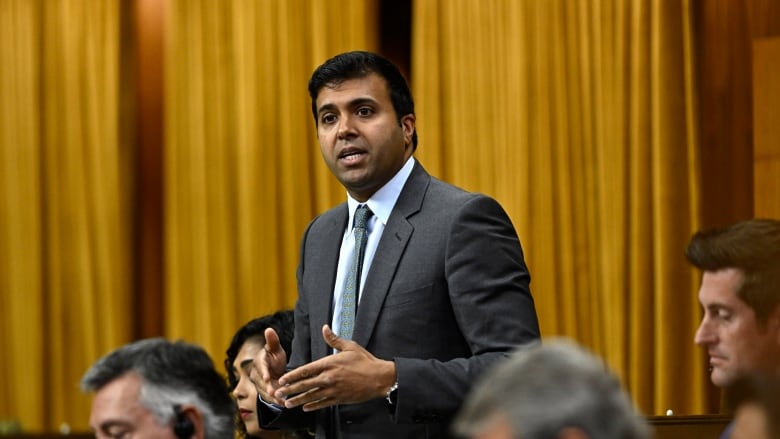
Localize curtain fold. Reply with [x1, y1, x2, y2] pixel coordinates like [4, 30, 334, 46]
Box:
[412, 0, 709, 414]
[0, 0, 129, 432]
[0, 0, 44, 430]
[164, 0, 378, 364]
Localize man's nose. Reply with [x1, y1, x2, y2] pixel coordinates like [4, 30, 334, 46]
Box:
[337, 115, 357, 139]
[694, 319, 714, 346]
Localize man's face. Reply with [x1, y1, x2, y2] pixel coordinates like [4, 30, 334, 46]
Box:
[694, 268, 780, 387]
[89, 372, 178, 439]
[315, 73, 415, 202]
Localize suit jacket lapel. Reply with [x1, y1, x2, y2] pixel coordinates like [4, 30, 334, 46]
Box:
[353, 162, 430, 347]
[311, 205, 348, 360]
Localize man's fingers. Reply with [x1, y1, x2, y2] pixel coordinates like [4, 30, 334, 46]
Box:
[264, 327, 281, 352]
[322, 324, 349, 351]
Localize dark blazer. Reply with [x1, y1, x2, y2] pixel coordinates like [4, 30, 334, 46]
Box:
[261, 161, 540, 438]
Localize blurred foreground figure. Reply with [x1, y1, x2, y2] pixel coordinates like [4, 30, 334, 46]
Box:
[726, 373, 780, 439]
[81, 338, 235, 439]
[453, 339, 650, 439]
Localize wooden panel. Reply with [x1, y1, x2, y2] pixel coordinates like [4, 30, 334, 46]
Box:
[649, 414, 732, 439]
[132, 0, 166, 338]
[694, 0, 755, 229]
[754, 159, 780, 218]
[694, 0, 780, 228]
[753, 37, 780, 219]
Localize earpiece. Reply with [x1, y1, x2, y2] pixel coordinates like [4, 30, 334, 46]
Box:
[173, 405, 195, 439]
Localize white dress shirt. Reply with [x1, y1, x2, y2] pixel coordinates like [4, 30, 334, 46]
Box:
[330, 157, 416, 336]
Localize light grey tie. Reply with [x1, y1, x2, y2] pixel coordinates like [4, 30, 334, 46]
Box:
[339, 205, 372, 340]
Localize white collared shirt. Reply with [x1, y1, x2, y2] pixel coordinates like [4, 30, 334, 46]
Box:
[330, 157, 416, 337]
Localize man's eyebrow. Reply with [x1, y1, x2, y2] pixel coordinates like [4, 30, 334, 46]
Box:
[316, 97, 377, 116]
[98, 420, 131, 432]
[347, 97, 377, 107]
[316, 102, 337, 116]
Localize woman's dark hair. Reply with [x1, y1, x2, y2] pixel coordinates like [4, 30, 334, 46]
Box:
[307, 50, 418, 150]
[225, 310, 295, 389]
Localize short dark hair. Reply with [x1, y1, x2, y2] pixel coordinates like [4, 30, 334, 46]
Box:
[81, 338, 235, 439]
[307, 50, 418, 149]
[686, 219, 780, 322]
[224, 310, 295, 390]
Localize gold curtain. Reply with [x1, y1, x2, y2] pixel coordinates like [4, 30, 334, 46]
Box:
[413, 0, 708, 414]
[164, 0, 377, 364]
[0, 0, 130, 432]
[0, 0, 717, 431]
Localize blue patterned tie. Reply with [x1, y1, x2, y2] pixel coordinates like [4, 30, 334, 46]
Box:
[339, 205, 372, 340]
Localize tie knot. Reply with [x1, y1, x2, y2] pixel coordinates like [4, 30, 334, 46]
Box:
[354, 205, 372, 229]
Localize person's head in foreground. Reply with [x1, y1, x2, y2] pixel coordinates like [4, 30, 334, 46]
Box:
[81, 338, 235, 439]
[453, 339, 650, 439]
[726, 373, 780, 439]
[688, 218, 780, 387]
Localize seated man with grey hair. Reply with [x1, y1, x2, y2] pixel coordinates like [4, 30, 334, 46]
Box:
[81, 338, 235, 439]
[453, 339, 649, 439]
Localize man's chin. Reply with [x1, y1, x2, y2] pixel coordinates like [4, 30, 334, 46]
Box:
[710, 368, 735, 388]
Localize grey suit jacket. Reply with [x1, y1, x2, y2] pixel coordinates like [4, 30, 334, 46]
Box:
[264, 161, 539, 439]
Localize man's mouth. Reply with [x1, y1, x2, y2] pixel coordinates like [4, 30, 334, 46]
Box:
[708, 353, 726, 364]
[339, 150, 366, 163]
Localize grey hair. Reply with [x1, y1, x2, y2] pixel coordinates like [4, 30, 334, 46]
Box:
[81, 338, 235, 439]
[454, 338, 650, 439]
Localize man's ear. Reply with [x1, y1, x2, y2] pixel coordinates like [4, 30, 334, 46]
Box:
[173, 405, 204, 439]
[401, 114, 415, 149]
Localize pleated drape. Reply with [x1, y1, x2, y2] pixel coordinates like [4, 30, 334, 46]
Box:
[412, 0, 709, 415]
[0, 0, 130, 431]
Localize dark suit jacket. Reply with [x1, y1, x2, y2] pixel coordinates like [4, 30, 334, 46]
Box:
[260, 161, 540, 438]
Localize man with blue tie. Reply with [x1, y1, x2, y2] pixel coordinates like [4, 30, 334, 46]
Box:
[251, 51, 540, 439]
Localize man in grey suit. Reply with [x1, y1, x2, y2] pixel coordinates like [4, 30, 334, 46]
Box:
[251, 51, 540, 439]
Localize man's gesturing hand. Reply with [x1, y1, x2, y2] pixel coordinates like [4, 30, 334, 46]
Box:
[249, 327, 288, 405]
[273, 325, 396, 412]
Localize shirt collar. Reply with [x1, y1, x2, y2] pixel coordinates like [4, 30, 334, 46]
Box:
[347, 157, 416, 227]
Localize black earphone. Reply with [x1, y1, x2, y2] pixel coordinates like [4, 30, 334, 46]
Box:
[173, 405, 195, 439]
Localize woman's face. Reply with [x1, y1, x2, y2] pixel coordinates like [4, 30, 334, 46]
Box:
[231, 337, 264, 436]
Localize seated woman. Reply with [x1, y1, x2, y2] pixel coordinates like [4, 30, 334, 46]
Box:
[226, 310, 306, 438]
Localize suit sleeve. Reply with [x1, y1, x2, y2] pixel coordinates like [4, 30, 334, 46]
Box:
[256, 395, 316, 432]
[391, 195, 540, 423]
